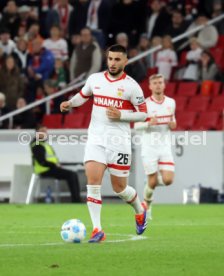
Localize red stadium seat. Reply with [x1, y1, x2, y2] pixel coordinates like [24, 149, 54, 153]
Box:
[209, 96, 224, 112]
[147, 67, 158, 77]
[165, 82, 177, 97]
[73, 98, 93, 113]
[216, 35, 224, 48]
[200, 81, 222, 96]
[176, 82, 198, 96]
[63, 113, 86, 129]
[216, 116, 224, 130]
[42, 114, 63, 129]
[175, 111, 197, 130]
[187, 96, 210, 112]
[83, 113, 91, 128]
[140, 79, 151, 98]
[210, 48, 224, 71]
[192, 111, 220, 130]
[179, 51, 187, 67]
[173, 96, 188, 112]
[212, 82, 222, 95]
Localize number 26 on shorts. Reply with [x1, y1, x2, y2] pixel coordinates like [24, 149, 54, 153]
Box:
[117, 153, 129, 165]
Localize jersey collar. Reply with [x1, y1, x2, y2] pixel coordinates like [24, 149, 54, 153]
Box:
[104, 71, 126, 82]
[150, 95, 165, 104]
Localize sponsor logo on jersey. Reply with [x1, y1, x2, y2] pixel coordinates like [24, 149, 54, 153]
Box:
[117, 88, 124, 97]
[136, 96, 144, 104]
[93, 95, 135, 110]
[157, 116, 172, 124]
[146, 115, 173, 125]
[94, 96, 124, 108]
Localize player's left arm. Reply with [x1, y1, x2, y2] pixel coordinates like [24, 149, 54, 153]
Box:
[123, 83, 147, 122]
[60, 75, 93, 112]
[168, 99, 177, 130]
[107, 83, 147, 122]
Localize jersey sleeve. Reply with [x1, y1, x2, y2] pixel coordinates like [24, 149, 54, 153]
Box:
[69, 75, 93, 107]
[130, 82, 147, 113]
[120, 81, 147, 122]
[79, 75, 93, 99]
[134, 97, 150, 129]
[172, 99, 176, 122]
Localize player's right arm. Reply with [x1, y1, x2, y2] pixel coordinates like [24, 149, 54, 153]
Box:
[134, 116, 158, 130]
[60, 76, 93, 112]
[134, 98, 157, 130]
[168, 99, 177, 130]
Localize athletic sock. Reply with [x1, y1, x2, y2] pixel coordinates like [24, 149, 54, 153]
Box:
[87, 185, 102, 231]
[116, 185, 143, 214]
[157, 174, 165, 187]
[144, 184, 154, 205]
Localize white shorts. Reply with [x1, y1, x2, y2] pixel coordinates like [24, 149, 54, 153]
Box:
[84, 144, 131, 177]
[142, 146, 175, 175]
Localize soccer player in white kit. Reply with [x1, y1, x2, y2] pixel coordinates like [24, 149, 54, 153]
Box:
[60, 44, 148, 242]
[134, 74, 176, 218]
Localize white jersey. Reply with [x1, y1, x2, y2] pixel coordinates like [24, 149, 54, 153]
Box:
[183, 47, 202, 80]
[43, 38, 68, 61]
[156, 49, 177, 80]
[80, 71, 146, 154]
[0, 39, 16, 55]
[140, 96, 176, 153]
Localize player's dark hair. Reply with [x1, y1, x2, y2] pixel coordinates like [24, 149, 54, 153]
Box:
[107, 44, 127, 56]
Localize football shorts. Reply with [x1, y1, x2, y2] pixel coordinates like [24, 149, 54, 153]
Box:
[84, 143, 131, 177]
[142, 146, 175, 175]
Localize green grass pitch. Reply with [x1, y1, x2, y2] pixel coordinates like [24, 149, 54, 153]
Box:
[0, 204, 224, 276]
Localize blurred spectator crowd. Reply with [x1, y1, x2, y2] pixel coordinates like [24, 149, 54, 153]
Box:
[0, 0, 223, 129]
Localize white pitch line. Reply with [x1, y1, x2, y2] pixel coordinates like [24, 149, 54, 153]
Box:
[0, 242, 64, 248]
[105, 233, 147, 243]
[0, 234, 148, 248]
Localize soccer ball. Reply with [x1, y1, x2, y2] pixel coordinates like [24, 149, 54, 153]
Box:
[60, 219, 86, 243]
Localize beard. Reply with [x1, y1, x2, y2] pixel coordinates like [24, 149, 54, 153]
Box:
[108, 67, 123, 77]
[155, 90, 162, 95]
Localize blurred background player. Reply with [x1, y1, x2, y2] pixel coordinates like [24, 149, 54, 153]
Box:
[134, 74, 176, 219]
[60, 44, 148, 242]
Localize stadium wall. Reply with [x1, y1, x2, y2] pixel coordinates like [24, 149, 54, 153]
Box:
[0, 130, 223, 203]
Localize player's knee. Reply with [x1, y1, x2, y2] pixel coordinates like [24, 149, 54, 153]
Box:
[163, 177, 173, 186]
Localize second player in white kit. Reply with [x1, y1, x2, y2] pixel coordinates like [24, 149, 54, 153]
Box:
[135, 74, 176, 218]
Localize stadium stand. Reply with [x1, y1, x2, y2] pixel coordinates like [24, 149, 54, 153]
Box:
[186, 96, 210, 112]
[165, 82, 177, 97]
[199, 81, 222, 96]
[209, 96, 224, 112]
[63, 113, 86, 129]
[192, 111, 220, 130]
[210, 47, 224, 71]
[0, 1, 223, 131]
[175, 111, 197, 130]
[42, 114, 63, 129]
[174, 96, 188, 112]
[176, 82, 199, 97]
